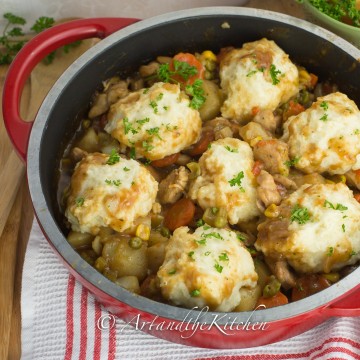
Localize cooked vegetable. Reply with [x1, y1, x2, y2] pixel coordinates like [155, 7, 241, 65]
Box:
[256, 291, 289, 309]
[163, 198, 196, 231]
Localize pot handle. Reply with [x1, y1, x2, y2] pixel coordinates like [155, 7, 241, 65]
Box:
[2, 17, 139, 161]
[322, 286, 360, 317]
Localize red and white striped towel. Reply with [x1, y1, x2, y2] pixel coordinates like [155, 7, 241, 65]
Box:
[21, 220, 360, 360]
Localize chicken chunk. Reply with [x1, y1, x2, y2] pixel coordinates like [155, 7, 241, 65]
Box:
[253, 109, 280, 134]
[158, 166, 189, 204]
[256, 170, 282, 210]
[253, 139, 290, 176]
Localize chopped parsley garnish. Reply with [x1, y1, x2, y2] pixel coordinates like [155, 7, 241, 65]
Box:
[190, 289, 201, 297]
[158, 60, 198, 83]
[196, 238, 207, 245]
[75, 197, 84, 207]
[246, 70, 258, 78]
[185, 79, 206, 110]
[323, 200, 348, 211]
[163, 106, 169, 111]
[307, 0, 360, 28]
[214, 263, 223, 273]
[123, 167, 130, 172]
[188, 251, 195, 259]
[142, 140, 154, 152]
[342, 224, 346, 232]
[106, 149, 120, 165]
[320, 101, 329, 111]
[168, 269, 176, 275]
[269, 64, 282, 85]
[156, 92, 164, 101]
[136, 117, 150, 126]
[204, 251, 211, 256]
[327, 246, 334, 257]
[143, 88, 149, 94]
[201, 232, 224, 241]
[350, 250, 357, 257]
[196, 219, 205, 227]
[290, 205, 310, 224]
[237, 233, 246, 242]
[320, 113, 328, 121]
[146, 127, 162, 140]
[224, 146, 238, 153]
[123, 117, 138, 135]
[149, 100, 158, 114]
[219, 252, 229, 262]
[228, 171, 245, 192]
[105, 179, 122, 186]
[129, 147, 136, 159]
[284, 157, 300, 168]
[354, 129, 360, 135]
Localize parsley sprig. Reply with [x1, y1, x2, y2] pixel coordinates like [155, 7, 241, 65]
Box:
[0, 13, 80, 65]
[228, 171, 245, 192]
[158, 60, 198, 83]
[307, 0, 360, 28]
[185, 79, 206, 110]
[157, 60, 206, 110]
[290, 204, 310, 224]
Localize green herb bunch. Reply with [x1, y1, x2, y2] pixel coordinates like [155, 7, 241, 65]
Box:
[302, 0, 360, 27]
[0, 12, 81, 65]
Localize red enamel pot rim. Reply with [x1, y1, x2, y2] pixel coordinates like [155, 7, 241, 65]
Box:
[5, 6, 360, 333]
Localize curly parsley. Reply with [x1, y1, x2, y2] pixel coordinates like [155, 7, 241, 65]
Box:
[106, 149, 120, 165]
[269, 64, 282, 85]
[185, 79, 206, 110]
[228, 171, 245, 192]
[290, 205, 311, 224]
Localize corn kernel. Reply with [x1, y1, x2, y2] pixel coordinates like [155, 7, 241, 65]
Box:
[250, 136, 263, 147]
[136, 224, 151, 241]
[201, 50, 217, 62]
[264, 204, 280, 218]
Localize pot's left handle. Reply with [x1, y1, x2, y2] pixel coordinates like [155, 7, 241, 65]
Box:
[2, 17, 139, 162]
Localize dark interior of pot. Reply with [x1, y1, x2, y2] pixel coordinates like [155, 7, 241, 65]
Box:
[32, 11, 360, 328]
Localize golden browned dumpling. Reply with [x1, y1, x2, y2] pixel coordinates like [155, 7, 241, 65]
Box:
[255, 183, 360, 274]
[105, 82, 202, 160]
[157, 226, 258, 311]
[65, 152, 158, 234]
[188, 138, 261, 224]
[282, 92, 360, 175]
[220, 38, 299, 123]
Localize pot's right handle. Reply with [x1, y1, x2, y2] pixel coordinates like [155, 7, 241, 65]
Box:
[322, 286, 360, 317]
[2, 17, 139, 162]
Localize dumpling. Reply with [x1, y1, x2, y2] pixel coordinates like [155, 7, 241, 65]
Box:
[255, 183, 360, 274]
[220, 38, 299, 123]
[282, 92, 360, 175]
[105, 82, 202, 160]
[157, 226, 258, 311]
[65, 152, 158, 234]
[188, 138, 261, 224]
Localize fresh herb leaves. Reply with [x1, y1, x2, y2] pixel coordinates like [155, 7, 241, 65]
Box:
[269, 64, 282, 85]
[290, 205, 310, 224]
[106, 149, 120, 165]
[185, 79, 206, 110]
[0, 13, 79, 65]
[228, 171, 245, 192]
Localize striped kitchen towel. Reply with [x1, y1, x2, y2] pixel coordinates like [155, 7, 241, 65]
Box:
[21, 220, 360, 360]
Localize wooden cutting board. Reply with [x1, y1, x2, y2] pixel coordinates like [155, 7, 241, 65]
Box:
[0, 2, 305, 358]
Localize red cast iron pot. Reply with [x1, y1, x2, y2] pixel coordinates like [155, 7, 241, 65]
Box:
[3, 7, 360, 349]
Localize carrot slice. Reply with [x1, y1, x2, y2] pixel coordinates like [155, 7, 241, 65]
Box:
[163, 198, 196, 231]
[170, 53, 204, 85]
[151, 153, 180, 168]
[185, 130, 215, 157]
[255, 291, 289, 309]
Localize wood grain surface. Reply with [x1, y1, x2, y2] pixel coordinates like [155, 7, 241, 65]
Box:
[0, 1, 305, 358]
